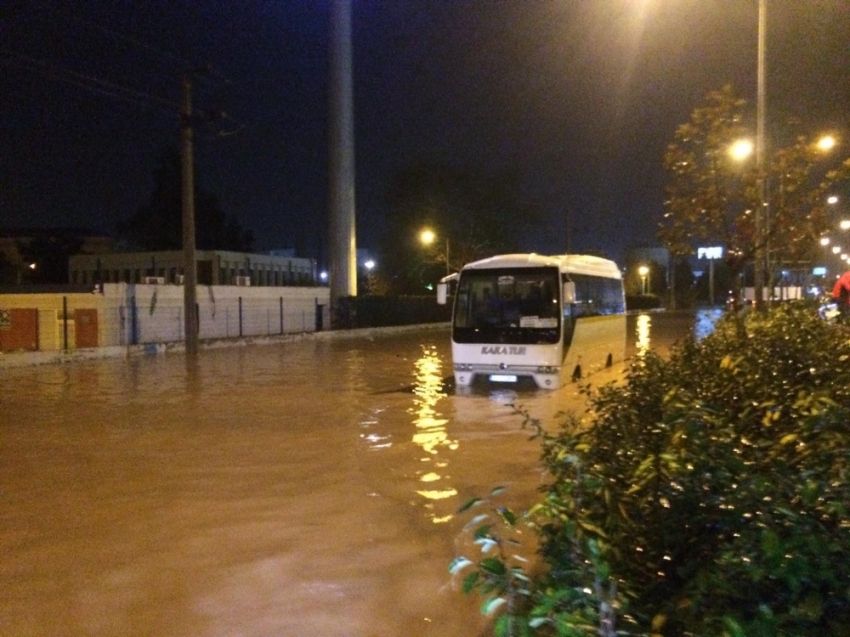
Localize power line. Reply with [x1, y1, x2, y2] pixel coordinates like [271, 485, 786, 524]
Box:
[1, 51, 180, 113]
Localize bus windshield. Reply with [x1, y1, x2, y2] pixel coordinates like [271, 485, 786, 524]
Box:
[453, 267, 560, 344]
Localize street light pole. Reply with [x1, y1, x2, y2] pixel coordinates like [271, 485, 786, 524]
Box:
[754, 0, 767, 310]
[638, 265, 649, 295]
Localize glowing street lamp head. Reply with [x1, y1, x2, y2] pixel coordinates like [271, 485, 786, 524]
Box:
[638, 265, 649, 276]
[729, 139, 754, 162]
[419, 229, 436, 245]
[817, 135, 837, 152]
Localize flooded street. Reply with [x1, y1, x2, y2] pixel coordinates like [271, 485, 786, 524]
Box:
[0, 312, 709, 637]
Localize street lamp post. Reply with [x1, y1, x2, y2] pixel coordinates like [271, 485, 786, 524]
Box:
[419, 229, 450, 276]
[754, 0, 767, 311]
[638, 265, 649, 295]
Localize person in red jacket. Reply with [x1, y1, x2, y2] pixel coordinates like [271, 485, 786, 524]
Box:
[832, 270, 850, 318]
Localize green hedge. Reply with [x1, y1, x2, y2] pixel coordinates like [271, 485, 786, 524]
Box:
[455, 303, 850, 636]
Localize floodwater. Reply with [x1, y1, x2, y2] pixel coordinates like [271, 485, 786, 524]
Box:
[0, 311, 708, 637]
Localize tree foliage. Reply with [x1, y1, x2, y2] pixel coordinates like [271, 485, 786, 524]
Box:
[661, 85, 850, 290]
[118, 150, 254, 252]
[18, 235, 84, 284]
[378, 163, 540, 294]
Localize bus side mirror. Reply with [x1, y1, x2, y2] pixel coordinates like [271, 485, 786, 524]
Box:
[437, 283, 448, 305]
[563, 281, 576, 304]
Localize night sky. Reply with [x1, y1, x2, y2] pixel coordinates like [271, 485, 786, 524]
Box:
[3, 1, 849, 265]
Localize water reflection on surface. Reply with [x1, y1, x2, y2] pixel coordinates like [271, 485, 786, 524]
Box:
[410, 345, 458, 521]
[636, 313, 652, 359]
[631, 309, 722, 362]
[694, 308, 724, 340]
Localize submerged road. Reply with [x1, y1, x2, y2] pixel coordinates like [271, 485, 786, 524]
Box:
[0, 311, 716, 637]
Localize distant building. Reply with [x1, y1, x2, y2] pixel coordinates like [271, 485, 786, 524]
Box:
[68, 250, 319, 287]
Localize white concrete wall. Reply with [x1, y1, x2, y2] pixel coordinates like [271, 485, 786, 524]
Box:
[102, 283, 330, 345]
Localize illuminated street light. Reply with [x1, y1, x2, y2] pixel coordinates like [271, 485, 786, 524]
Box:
[817, 135, 837, 152]
[729, 139, 754, 162]
[833, 246, 842, 255]
[841, 220, 850, 231]
[827, 195, 839, 205]
[821, 237, 831, 246]
[364, 259, 375, 270]
[638, 265, 649, 295]
[419, 228, 450, 275]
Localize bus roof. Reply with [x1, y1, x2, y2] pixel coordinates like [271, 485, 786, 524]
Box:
[459, 253, 622, 279]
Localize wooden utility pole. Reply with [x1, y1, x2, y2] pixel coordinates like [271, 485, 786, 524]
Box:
[181, 71, 199, 355]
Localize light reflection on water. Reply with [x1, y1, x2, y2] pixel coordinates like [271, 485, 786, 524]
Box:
[636, 313, 652, 358]
[634, 309, 722, 361]
[410, 345, 457, 521]
[694, 308, 724, 340]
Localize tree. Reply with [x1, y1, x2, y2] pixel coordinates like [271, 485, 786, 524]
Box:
[660, 85, 850, 306]
[0, 249, 20, 285]
[17, 235, 83, 284]
[378, 163, 540, 294]
[118, 150, 254, 252]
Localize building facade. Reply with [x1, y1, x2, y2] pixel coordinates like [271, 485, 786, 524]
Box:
[69, 250, 318, 287]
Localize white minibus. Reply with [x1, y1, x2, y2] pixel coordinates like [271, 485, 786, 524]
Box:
[437, 253, 626, 389]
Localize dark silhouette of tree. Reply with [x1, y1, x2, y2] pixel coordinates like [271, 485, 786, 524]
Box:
[118, 150, 254, 252]
[20, 236, 83, 284]
[379, 163, 540, 294]
[0, 250, 19, 285]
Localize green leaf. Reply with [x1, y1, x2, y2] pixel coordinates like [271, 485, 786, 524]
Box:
[462, 570, 480, 594]
[490, 486, 508, 497]
[779, 433, 798, 445]
[463, 514, 490, 530]
[722, 616, 746, 637]
[475, 538, 498, 554]
[480, 558, 507, 575]
[457, 497, 482, 513]
[497, 506, 517, 526]
[474, 524, 493, 539]
[481, 597, 506, 616]
[449, 557, 473, 575]
[528, 617, 553, 628]
[577, 520, 607, 538]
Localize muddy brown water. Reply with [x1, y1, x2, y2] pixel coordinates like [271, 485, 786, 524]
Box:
[0, 311, 709, 636]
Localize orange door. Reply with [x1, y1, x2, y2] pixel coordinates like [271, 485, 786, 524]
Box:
[74, 309, 99, 348]
[0, 308, 39, 352]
